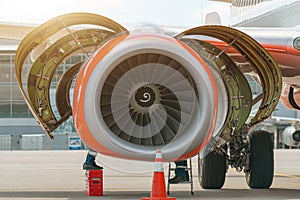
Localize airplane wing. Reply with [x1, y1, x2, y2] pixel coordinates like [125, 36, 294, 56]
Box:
[13, 12, 299, 189]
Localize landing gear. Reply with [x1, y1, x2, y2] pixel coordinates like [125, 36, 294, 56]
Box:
[245, 130, 274, 188]
[228, 130, 274, 189]
[198, 148, 227, 189]
[198, 130, 274, 189]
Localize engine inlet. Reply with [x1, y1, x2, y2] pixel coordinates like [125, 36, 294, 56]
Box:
[100, 53, 197, 146]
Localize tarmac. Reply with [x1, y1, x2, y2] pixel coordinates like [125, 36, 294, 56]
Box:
[0, 149, 299, 200]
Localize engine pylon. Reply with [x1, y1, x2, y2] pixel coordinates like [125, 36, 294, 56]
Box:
[141, 149, 176, 200]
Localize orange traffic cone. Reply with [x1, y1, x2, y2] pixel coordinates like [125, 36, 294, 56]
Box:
[141, 149, 176, 200]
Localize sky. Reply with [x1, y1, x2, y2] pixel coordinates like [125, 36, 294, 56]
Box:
[0, 0, 231, 27]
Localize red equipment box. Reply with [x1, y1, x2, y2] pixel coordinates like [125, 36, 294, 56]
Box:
[85, 170, 103, 196]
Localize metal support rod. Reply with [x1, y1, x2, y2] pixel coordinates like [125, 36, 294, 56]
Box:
[62, 22, 89, 57]
[214, 36, 239, 61]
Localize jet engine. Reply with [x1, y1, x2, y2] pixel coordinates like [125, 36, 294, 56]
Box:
[15, 13, 282, 162]
[282, 126, 300, 147]
[72, 33, 220, 161]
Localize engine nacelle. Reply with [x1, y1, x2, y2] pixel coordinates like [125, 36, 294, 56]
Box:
[282, 126, 300, 147]
[73, 34, 220, 161]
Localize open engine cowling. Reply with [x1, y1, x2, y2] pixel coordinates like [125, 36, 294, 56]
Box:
[73, 34, 219, 161]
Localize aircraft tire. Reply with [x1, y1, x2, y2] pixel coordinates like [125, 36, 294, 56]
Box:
[199, 150, 227, 189]
[246, 130, 274, 189]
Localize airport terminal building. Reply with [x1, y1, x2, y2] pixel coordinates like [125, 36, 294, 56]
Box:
[0, 38, 82, 150]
